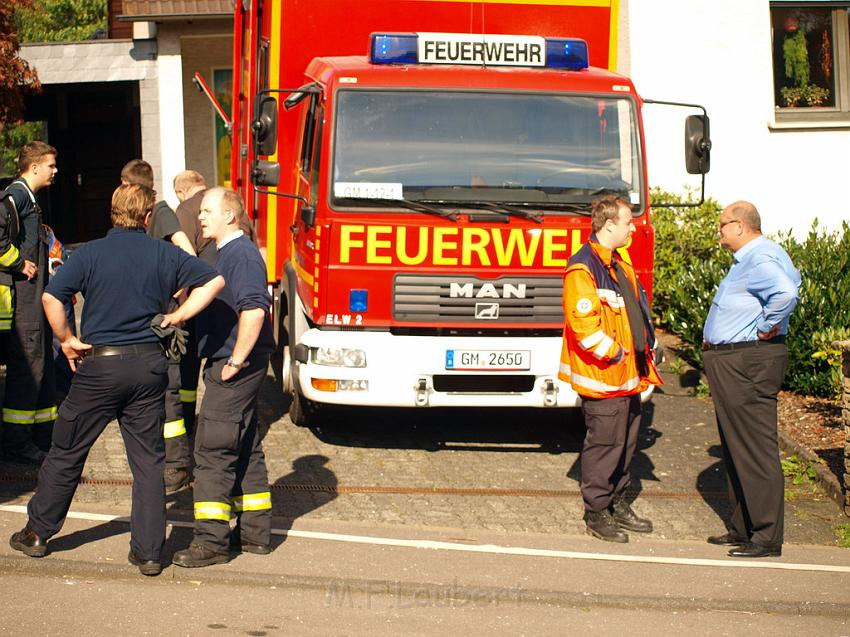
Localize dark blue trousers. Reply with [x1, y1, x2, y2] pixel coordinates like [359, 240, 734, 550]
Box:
[27, 350, 168, 561]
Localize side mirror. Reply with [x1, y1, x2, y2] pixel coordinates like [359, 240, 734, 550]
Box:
[252, 159, 280, 187]
[685, 114, 711, 175]
[252, 95, 278, 157]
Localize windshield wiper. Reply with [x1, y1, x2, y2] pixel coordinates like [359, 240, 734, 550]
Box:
[421, 200, 544, 223]
[334, 197, 459, 222]
[522, 201, 593, 216]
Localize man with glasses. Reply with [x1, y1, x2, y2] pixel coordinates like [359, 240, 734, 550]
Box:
[702, 201, 800, 558]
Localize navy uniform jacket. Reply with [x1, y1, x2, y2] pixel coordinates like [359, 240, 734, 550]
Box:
[46, 227, 218, 346]
[197, 233, 275, 361]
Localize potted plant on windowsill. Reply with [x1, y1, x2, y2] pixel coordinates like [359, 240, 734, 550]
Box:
[803, 84, 829, 106]
[781, 86, 804, 107]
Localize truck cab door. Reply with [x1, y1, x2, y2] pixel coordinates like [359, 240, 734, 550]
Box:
[292, 94, 324, 319]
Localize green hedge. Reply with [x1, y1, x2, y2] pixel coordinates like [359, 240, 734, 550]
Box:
[651, 190, 850, 398]
[650, 190, 729, 368]
[777, 223, 850, 397]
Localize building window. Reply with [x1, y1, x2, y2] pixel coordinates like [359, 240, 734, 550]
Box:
[771, 3, 850, 124]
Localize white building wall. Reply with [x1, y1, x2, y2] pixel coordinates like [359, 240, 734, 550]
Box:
[622, 0, 850, 236]
[155, 29, 187, 210]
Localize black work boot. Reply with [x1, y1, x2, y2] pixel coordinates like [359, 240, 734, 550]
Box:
[229, 529, 271, 555]
[128, 550, 163, 576]
[172, 543, 229, 568]
[10, 526, 49, 557]
[584, 510, 628, 543]
[610, 495, 653, 533]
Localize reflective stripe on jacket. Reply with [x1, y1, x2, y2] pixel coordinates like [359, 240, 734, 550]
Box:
[558, 237, 662, 399]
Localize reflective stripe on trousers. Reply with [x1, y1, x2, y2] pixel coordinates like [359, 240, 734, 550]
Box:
[163, 418, 186, 439]
[0, 284, 12, 331]
[233, 491, 272, 512]
[194, 501, 231, 521]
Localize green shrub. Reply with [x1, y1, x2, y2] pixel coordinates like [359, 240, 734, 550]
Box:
[810, 327, 850, 400]
[650, 189, 729, 367]
[652, 188, 850, 398]
[777, 222, 850, 397]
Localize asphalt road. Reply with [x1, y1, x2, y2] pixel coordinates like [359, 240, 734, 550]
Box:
[1, 357, 849, 634]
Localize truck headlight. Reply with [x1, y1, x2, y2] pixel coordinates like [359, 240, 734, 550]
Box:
[311, 347, 367, 368]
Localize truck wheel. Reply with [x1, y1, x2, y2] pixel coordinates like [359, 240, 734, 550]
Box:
[289, 389, 317, 428]
[281, 345, 294, 394]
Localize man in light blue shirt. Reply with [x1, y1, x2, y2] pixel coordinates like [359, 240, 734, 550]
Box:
[701, 201, 800, 559]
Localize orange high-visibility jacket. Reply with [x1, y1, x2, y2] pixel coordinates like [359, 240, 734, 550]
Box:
[558, 237, 662, 399]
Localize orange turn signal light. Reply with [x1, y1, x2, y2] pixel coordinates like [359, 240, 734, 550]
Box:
[311, 378, 337, 392]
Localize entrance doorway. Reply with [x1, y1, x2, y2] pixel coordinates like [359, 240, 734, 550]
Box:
[25, 81, 142, 244]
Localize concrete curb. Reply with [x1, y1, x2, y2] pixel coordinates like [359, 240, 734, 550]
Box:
[778, 429, 848, 516]
[2, 553, 848, 618]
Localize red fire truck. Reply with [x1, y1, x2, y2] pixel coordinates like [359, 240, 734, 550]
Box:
[227, 0, 710, 425]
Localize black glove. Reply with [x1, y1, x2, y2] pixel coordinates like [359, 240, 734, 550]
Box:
[150, 313, 189, 361]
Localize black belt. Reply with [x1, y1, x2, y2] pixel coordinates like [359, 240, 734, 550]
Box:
[702, 336, 785, 351]
[89, 343, 163, 358]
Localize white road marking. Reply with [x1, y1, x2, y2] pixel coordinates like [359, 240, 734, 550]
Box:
[2, 504, 848, 574]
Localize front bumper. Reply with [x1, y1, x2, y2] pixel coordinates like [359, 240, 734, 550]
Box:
[295, 329, 654, 408]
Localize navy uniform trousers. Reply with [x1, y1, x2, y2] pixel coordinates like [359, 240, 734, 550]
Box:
[580, 394, 642, 513]
[163, 299, 191, 471]
[178, 318, 201, 434]
[164, 357, 191, 470]
[192, 354, 271, 552]
[27, 349, 168, 561]
[703, 342, 787, 548]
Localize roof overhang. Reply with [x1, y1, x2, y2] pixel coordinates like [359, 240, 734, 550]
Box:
[118, 0, 232, 21]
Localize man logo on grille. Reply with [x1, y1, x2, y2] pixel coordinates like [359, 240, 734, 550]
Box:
[475, 303, 499, 319]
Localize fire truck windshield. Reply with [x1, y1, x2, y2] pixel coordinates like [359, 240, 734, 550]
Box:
[332, 90, 643, 212]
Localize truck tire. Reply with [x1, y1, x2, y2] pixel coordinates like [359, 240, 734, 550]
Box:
[289, 388, 317, 427]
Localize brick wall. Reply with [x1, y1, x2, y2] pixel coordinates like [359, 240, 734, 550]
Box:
[839, 341, 850, 513]
[109, 0, 133, 39]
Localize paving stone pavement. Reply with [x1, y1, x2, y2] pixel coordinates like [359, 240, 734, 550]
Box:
[1, 361, 846, 546]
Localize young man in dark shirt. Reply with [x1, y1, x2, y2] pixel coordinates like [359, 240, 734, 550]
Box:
[172, 187, 275, 568]
[121, 160, 196, 491]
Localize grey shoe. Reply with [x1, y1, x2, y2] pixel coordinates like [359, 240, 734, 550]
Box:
[610, 495, 653, 533]
[164, 467, 190, 493]
[584, 510, 628, 543]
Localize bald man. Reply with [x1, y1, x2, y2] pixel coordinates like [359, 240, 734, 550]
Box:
[702, 201, 800, 559]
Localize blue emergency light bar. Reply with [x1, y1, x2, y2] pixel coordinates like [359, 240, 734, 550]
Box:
[371, 34, 418, 65]
[369, 33, 588, 70]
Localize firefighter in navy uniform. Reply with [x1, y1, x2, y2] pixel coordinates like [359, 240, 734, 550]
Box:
[9, 184, 223, 576]
[172, 187, 275, 568]
[172, 169, 211, 441]
[121, 159, 197, 492]
[0, 190, 37, 360]
[1, 142, 59, 464]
